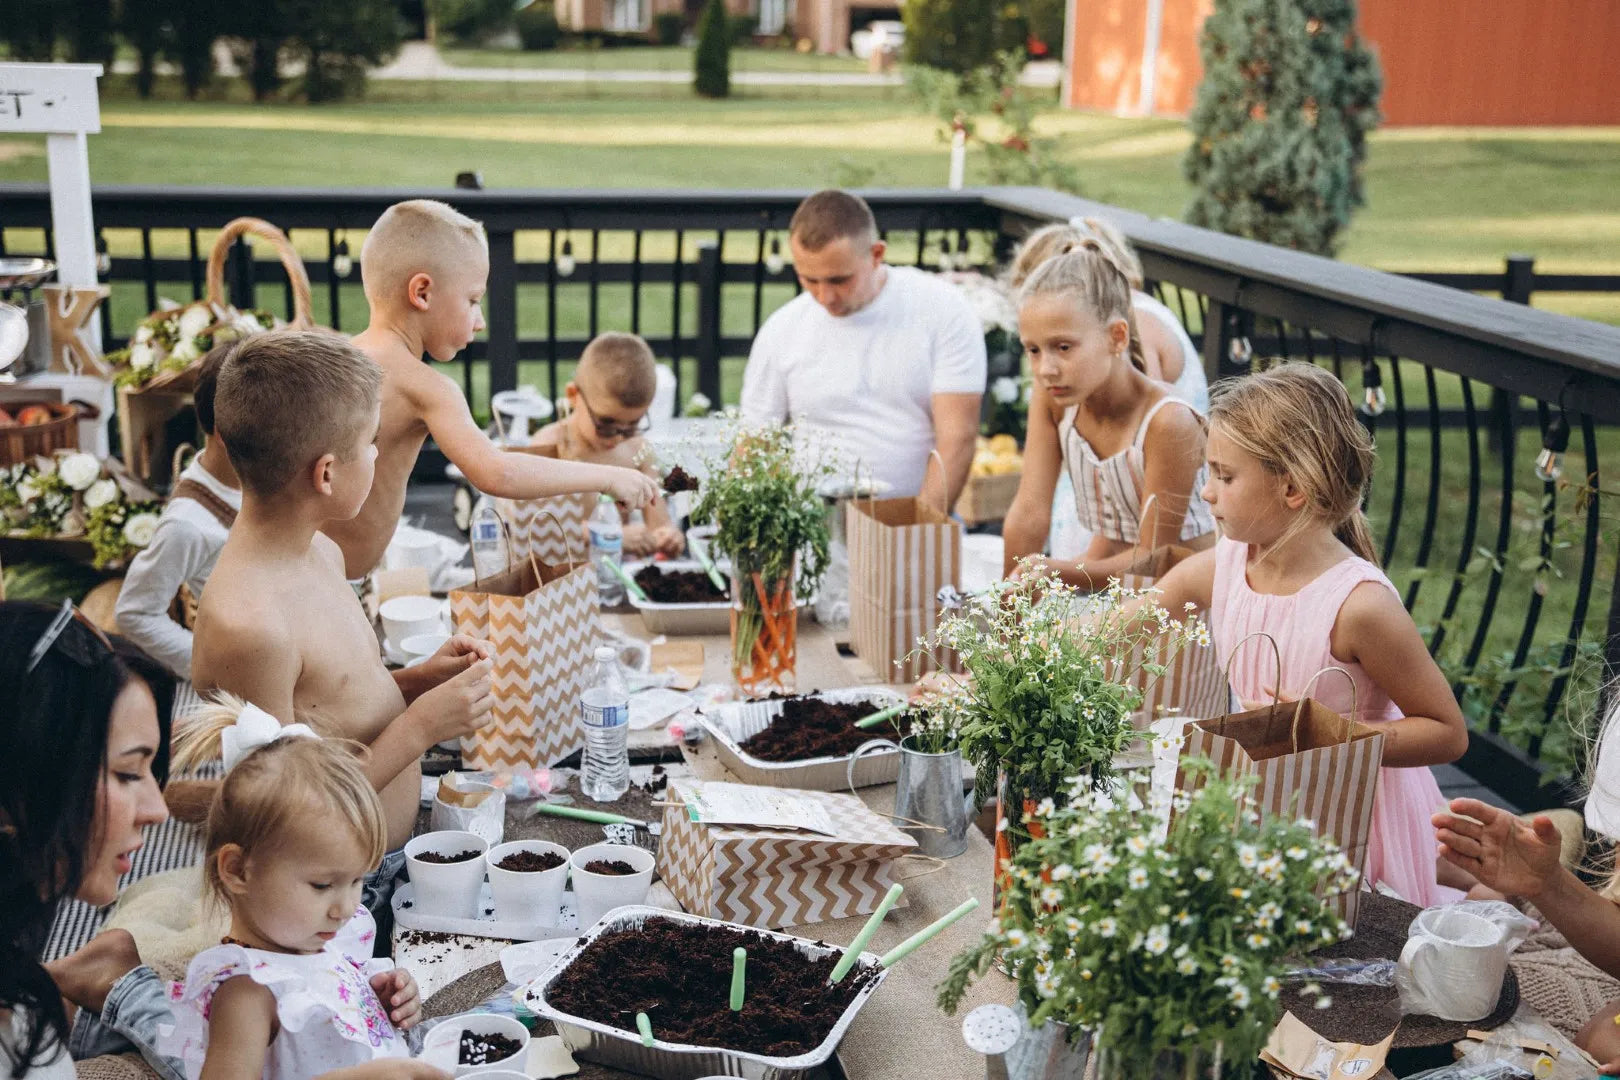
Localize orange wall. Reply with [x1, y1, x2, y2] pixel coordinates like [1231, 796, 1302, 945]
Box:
[1067, 0, 1620, 125]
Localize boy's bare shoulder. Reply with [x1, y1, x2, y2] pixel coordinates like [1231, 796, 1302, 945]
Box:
[528, 421, 564, 451]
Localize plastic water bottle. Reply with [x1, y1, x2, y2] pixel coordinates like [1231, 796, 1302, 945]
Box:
[588, 494, 625, 606]
[580, 646, 630, 802]
[470, 497, 507, 579]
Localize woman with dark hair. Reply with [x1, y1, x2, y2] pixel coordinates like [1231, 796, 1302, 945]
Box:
[1, 601, 449, 1080]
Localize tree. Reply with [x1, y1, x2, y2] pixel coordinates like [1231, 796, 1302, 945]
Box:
[902, 0, 998, 73]
[2, 0, 60, 61]
[693, 0, 731, 98]
[428, 0, 514, 43]
[1182, 0, 1382, 255]
[225, 4, 292, 102]
[165, 0, 223, 99]
[120, 0, 169, 98]
[67, 0, 117, 67]
[281, 0, 402, 103]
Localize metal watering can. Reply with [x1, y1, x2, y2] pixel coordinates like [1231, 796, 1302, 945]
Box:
[848, 734, 975, 859]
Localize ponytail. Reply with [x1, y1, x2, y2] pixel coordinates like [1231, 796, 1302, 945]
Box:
[1020, 241, 1145, 375]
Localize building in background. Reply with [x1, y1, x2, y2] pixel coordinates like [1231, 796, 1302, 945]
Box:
[1065, 0, 1620, 125]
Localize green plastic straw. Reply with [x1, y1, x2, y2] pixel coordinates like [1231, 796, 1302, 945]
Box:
[530, 802, 644, 827]
[829, 883, 903, 984]
[635, 1012, 654, 1046]
[694, 544, 728, 594]
[878, 897, 981, 969]
[854, 703, 907, 730]
[730, 947, 747, 1011]
[607, 557, 650, 603]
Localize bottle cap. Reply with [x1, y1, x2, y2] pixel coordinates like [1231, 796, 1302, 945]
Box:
[594, 646, 618, 662]
[599, 493, 615, 504]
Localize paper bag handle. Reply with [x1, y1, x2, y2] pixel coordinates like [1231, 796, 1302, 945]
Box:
[1288, 666, 1360, 754]
[535, 506, 586, 570]
[1212, 631, 1283, 736]
[920, 447, 950, 517]
[470, 505, 544, 592]
[847, 736, 947, 836]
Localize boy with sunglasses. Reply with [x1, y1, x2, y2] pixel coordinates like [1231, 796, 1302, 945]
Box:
[324, 199, 659, 580]
[529, 332, 683, 558]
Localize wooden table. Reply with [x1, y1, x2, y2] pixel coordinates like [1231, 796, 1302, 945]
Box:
[412, 614, 1015, 1080]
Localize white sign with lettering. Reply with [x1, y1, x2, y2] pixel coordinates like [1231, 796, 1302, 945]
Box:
[0, 63, 102, 134]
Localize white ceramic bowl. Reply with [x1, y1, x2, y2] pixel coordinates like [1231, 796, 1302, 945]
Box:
[403, 830, 488, 920]
[400, 631, 451, 663]
[485, 839, 570, 925]
[568, 842, 655, 931]
[380, 594, 444, 647]
[386, 532, 441, 572]
[421, 1011, 531, 1077]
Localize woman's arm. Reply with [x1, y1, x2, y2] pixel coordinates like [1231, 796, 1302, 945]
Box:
[197, 976, 276, 1080]
[1002, 386, 1063, 575]
[1335, 582, 1470, 767]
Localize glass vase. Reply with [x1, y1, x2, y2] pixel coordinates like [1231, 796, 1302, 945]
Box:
[730, 556, 797, 696]
[992, 768, 1042, 913]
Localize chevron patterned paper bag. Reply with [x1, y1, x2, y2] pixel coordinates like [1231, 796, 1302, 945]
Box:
[658, 780, 917, 929]
[449, 550, 601, 770]
[494, 447, 596, 568]
[847, 495, 964, 683]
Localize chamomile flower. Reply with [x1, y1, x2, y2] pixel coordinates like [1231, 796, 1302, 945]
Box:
[1229, 985, 1251, 1008]
[1096, 917, 1118, 938]
[1177, 956, 1199, 975]
[1143, 926, 1171, 956]
[1128, 867, 1150, 890]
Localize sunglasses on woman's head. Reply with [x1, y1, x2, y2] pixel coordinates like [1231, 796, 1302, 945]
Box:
[26, 597, 113, 673]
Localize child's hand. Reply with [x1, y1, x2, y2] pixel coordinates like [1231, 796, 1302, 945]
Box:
[407, 636, 493, 693]
[605, 467, 660, 510]
[369, 967, 423, 1029]
[650, 524, 685, 558]
[411, 658, 495, 745]
[622, 522, 654, 558]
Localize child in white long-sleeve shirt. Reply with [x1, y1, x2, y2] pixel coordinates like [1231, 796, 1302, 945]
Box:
[115, 342, 242, 680]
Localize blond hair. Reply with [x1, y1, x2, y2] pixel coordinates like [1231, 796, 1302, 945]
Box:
[1018, 243, 1147, 374]
[789, 190, 878, 251]
[361, 199, 488, 308]
[1008, 219, 1144, 291]
[1207, 362, 1378, 564]
[577, 332, 657, 410]
[173, 694, 385, 905]
[215, 330, 381, 496]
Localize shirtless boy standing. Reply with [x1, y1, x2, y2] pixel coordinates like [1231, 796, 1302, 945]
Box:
[192, 331, 495, 872]
[324, 199, 659, 579]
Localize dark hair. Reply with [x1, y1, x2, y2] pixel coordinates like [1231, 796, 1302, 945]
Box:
[192, 337, 246, 437]
[0, 603, 173, 1078]
[789, 189, 878, 251]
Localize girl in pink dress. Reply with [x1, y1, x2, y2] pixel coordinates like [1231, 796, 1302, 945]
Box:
[1145, 362, 1472, 907]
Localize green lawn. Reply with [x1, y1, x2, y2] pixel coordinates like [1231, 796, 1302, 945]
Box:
[441, 44, 869, 74]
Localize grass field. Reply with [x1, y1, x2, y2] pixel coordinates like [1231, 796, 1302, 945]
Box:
[441, 44, 869, 74]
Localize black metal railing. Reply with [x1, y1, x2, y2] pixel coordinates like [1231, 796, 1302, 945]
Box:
[2, 183, 1617, 811]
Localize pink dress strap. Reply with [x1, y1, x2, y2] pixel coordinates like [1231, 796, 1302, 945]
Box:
[1207, 536, 1462, 907]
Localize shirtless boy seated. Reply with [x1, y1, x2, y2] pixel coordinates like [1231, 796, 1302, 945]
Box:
[529, 331, 683, 558]
[192, 330, 495, 902]
[324, 198, 660, 579]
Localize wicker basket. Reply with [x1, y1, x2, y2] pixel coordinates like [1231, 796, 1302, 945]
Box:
[0, 400, 82, 467]
[120, 218, 314, 482]
[954, 470, 1021, 525]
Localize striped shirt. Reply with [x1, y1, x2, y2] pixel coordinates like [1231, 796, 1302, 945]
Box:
[1059, 395, 1217, 545]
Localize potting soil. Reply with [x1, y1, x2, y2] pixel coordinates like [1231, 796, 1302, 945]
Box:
[633, 564, 727, 603]
[494, 850, 566, 873]
[739, 695, 909, 762]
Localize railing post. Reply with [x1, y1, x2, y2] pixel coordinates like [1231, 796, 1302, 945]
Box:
[1490, 255, 1534, 459]
[485, 227, 518, 402]
[1503, 253, 1535, 305]
[1201, 299, 1228, 386]
[227, 235, 255, 311]
[695, 240, 723, 408]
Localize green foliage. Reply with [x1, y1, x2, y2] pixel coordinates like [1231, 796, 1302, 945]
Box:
[651, 11, 685, 46]
[68, 0, 117, 67]
[120, 0, 169, 98]
[166, 0, 224, 99]
[1, 561, 105, 605]
[728, 14, 759, 45]
[922, 568, 1205, 803]
[0, 0, 59, 61]
[1183, 0, 1382, 255]
[281, 0, 402, 102]
[692, 0, 731, 98]
[902, 0, 997, 73]
[938, 761, 1357, 1067]
[429, 0, 515, 43]
[515, 3, 562, 51]
[908, 51, 1082, 193]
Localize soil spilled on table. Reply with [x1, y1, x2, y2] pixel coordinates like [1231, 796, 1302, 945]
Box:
[494, 850, 566, 873]
[739, 694, 907, 762]
[634, 564, 727, 603]
[545, 917, 876, 1058]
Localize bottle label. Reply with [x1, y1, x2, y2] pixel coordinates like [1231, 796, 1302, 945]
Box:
[472, 519, 501, 544]
[589, 527, 622, 556]
[585, 702, 628, 728]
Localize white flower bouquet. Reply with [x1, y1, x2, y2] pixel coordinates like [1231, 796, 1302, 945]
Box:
[105, 300, 276, 389]
[2, 452, 163, 568]
[938, 760, 1359, 1074]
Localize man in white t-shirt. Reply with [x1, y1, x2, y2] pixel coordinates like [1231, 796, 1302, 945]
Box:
[739, 190, 986, 505]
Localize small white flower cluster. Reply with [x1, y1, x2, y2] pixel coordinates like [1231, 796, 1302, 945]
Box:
[2, 452, 162, 567]
[116, 302, 274, 385]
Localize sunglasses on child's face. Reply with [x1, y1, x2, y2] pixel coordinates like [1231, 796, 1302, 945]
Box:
[26, 597, 114, 673]
[576, 387, 651, 440]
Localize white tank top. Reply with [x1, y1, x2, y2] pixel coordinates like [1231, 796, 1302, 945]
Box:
[1134, 290, 1210, 414]
[1059, 395, 1217, 545]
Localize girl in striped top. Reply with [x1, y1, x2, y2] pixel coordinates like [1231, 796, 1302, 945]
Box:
[1142, 363, 1473, 906]
[1003, 241, 1216, 587]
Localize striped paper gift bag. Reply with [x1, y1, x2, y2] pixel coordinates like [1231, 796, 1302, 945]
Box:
[449, 551, 601, 770]
[1112, 545, 1230, 733]
[494, 447, 597, 567]
[1177, 695, 1385, 924]
[846, 495, 964, 683]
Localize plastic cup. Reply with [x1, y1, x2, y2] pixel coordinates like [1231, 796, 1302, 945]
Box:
[404, 830, 488, 920]
[380, 594, 444, 648]
[569, 842, 654, 930]
[486, 839, 570, 925]
[401, 631, 451, 664]
[420, 1012, 531, 1077]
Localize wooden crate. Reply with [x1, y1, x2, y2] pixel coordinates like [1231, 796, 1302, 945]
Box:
[117, 383, 194, 488]
[955, 471, 1021, 525]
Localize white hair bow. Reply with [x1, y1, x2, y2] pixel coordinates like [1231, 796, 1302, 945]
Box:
[221, 703, 318, 772]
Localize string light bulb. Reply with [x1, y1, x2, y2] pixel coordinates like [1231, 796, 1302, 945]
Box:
[331, 237, 353, 279]
[1535, 410, 1570, 483]
[936, 236, 954, 272]
[1359, 359, 1386, 417]
[556, 237, 576, 278]
[95, 233, 111, 277]
[764, 235, 785, 274]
